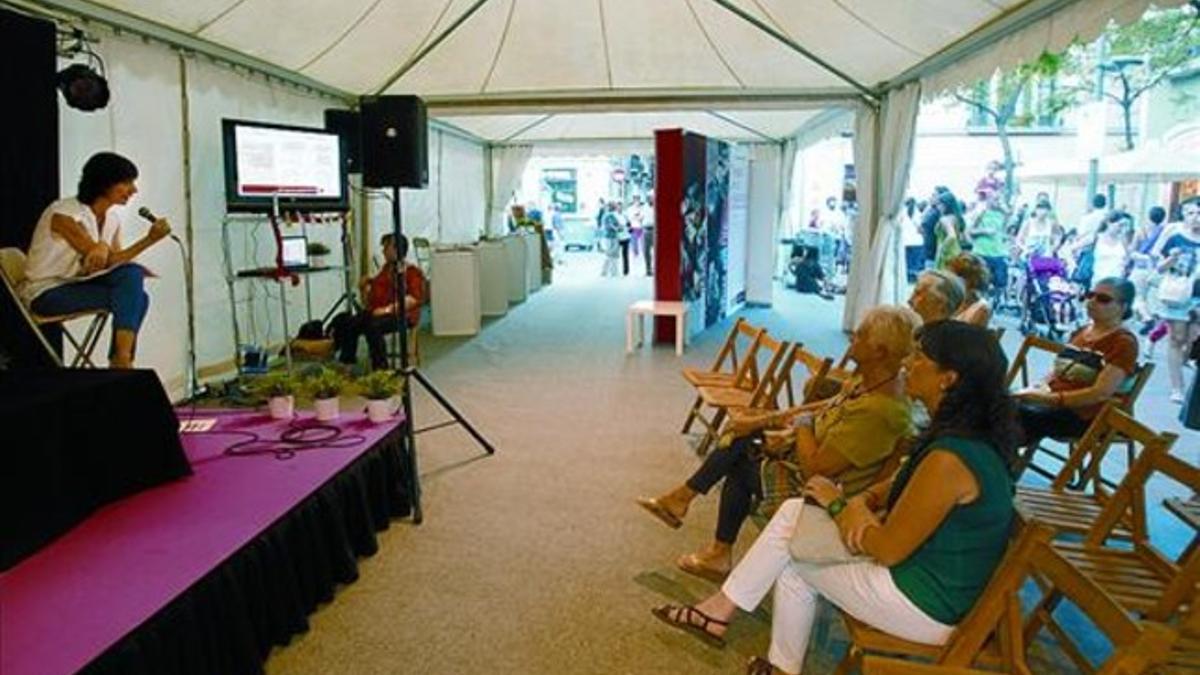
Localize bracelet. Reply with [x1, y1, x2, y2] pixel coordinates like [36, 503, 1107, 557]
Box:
[826, 496, 848, 518]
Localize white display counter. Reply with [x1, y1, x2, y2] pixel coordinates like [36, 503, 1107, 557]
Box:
[502, 235, 527, 304]
[523, 231, 542, 293]
[430, 247, 481, 336]
[475, 240, 508, 317]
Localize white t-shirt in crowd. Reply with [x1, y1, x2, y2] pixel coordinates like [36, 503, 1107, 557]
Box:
[819, 206, 848, 239]
[1075, 209, 1107, 246]
[21, 197, 121, 303]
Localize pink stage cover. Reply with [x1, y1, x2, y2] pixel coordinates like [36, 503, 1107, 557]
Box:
[0, 408, 402, 675]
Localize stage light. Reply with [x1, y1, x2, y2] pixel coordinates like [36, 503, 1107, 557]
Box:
[56, 28, 109, 112]
[57, 63, 109, 112]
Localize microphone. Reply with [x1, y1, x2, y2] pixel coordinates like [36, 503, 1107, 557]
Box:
[137, 207, 182, 244]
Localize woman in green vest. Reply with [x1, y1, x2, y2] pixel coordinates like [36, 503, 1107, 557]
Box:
[650, 322, 1018, 675]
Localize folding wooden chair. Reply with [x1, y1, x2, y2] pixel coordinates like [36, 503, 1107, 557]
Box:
[0, 247, 109, 368]
[691, 334, 790, 456]
[681, 318, 766, 433]
[1024, 431, 1200, 672]
[1014, 405, 1165, 542]
[835, 521, 1055, 675]
[861, 535, 1178, 675]
[1007, 333, 1154, 488]
[1163, 601, 1200, 673]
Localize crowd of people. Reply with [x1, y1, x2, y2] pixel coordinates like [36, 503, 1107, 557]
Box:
[595, 194, 655, 277]
[899, 174, 1200, 405]
[637, 237, 1180, 671]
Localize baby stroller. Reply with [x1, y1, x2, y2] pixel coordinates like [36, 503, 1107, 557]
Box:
[1020, 254, 1080, 340]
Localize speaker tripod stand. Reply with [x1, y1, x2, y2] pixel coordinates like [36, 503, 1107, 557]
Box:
[386, 186, 495, 525]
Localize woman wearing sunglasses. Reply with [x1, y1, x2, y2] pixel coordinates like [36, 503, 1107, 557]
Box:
[1013, 277, 1138, 449]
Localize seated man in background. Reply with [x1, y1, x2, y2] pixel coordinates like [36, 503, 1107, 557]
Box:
[331, 233, 424, 371]
[907, 269, 965, 325]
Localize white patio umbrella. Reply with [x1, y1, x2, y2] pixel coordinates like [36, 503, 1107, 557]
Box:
[1019, 141, 1200, 185]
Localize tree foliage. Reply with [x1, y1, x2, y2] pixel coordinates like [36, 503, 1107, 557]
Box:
[951, 52, 1067, 208]
[1059, 4, 1200, 149]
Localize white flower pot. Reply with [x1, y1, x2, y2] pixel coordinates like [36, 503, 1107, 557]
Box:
[314, 396, 340, 421]
[268, 395, 294, 420]
[366, 397, 399, 423]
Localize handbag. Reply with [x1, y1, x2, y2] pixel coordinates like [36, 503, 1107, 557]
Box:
[1159, 273, 1194, 306]
[787, 501, 865, 565]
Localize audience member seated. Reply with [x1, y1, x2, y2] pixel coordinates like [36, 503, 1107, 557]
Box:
[788, 245, 832, 299]
[330, 233, 425, 371]
[946, 252, 992, 327]
[907, 269, 964, 324]
[636, 306, 920, 582]
[1014, 277, 1138, 446]
[650, 322, 1018, 675]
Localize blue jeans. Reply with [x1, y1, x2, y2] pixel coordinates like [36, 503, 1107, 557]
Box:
[31, 264, 150, 334]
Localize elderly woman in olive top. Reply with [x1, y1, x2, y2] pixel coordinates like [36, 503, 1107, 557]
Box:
[637, 306, 919, 582]
[651, 322, 1018, 675]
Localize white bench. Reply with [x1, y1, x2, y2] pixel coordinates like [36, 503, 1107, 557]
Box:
[626, 300, 688, 356]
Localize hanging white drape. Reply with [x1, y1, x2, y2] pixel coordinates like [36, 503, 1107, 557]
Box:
[776, 138, 799, 240]
[487, 144, 533, 236]
[843, 81, 922, 331]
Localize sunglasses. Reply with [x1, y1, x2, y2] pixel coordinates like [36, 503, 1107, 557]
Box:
[1083, 291, 1116, 304]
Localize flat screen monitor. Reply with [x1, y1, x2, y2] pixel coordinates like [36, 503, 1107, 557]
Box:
[222, 118, 349, 213]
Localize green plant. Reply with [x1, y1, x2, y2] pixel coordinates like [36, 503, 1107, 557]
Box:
[306, 367, 346, 399]
[356, 370, 402, 400]
[252, 371, 297, 398]
[307, 241, 332, 256]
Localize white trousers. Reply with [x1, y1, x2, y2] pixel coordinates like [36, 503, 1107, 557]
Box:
[721, 498, 954, 674]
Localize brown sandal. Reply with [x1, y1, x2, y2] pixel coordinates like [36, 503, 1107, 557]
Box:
[636, 497, 682, 529]
[746, 656, 776, 674]
[676, 553, 729, 583]
[650, 604, 728, 648]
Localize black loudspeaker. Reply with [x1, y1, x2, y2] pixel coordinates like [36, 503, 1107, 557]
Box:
[360, 95, 428, 189]
[324, 109, 361, 174]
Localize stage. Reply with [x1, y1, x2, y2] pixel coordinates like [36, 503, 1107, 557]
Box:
[0, 408, 412, 675]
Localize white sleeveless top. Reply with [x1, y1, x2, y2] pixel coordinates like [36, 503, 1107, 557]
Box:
[21, 197, 122, 303]
[1091, 236, 1128, 281]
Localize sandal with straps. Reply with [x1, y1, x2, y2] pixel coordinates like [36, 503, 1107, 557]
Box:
[650, 604, 728, 648]
[746, 656, 776, 675]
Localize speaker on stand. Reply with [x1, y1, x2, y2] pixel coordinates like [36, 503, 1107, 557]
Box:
[358, 95, 495, 525]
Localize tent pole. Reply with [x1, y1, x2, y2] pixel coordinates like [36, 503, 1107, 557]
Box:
[373, 0, 497, 95]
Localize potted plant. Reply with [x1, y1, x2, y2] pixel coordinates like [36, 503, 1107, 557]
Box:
[356, 370, 403, 423]
[306, 367, 345, 421]
[254, 371, 297, 420]
[307, 241, 332, 267]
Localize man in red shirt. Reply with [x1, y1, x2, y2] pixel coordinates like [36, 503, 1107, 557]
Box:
[334, 233, 425, 370]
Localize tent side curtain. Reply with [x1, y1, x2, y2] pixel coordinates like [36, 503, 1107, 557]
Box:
[843, 82, 922, 330]
[919, 0, 1158, 97]
[487, 144, 533, 236]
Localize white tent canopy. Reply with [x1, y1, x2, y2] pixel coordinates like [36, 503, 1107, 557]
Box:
[14, 0, 1172, 394]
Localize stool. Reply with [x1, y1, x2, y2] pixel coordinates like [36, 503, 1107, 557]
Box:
[626, 300, 687, 355]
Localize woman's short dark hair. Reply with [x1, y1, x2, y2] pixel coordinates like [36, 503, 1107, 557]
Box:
[1092, 276, 1136, 321]
[911, 321, 1020, 473]
[380, 232, 409, 259]
[1149, 206, 1166, 224]
[77, 152, 138, 204]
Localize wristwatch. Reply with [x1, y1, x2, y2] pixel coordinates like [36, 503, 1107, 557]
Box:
[826, 496, 847, 518]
